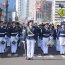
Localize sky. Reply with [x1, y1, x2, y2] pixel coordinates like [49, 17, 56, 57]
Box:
[0, 0, 16, 11]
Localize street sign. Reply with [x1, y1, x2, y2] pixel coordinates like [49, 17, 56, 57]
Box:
[58, 9, 65, 17]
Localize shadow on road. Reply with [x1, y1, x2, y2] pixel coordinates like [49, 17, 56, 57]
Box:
[0, 44, 61, 58]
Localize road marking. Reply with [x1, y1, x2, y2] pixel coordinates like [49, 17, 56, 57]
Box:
[37, 56, 42, 58]
[49, 55, 55, 58]
[37, 55, 55, 58]
[61, 55, 65, 59]
[44, 55, 55, 58]
[8, 54, 12, 57]
[14, 54, 18, 56]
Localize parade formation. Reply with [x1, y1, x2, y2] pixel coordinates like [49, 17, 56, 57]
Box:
[0, 19, 65, 60]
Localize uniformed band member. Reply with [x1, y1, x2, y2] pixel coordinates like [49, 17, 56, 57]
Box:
[49, 24, 56, 47]
[7, 22, 11, 47]
[16, 22, 22, 47]
[10, 22, 18, 54]
[38, 24, 44, 50]
[0, 20, 65, 57]
[41, 23, 50, 55]
[26, 19, 36, 60]
[3, 22, 7, 52]
[37, 24, 42, 49]
[56, 25, 60, 52]
[0, 21, 7, 54]
[58, 24, 65, 55]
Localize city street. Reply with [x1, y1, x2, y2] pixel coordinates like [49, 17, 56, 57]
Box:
[0, 46, 65, 65]
[0, 0, 65, 65]
[0, 55, 65, 65]
[0, 53, 65, 65]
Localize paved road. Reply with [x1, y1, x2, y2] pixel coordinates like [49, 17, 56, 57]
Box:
[0, 54, 65, 65]
[0, 46, 65, 65]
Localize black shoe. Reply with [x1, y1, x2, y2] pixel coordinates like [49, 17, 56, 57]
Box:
[27, 58, 31, 60]
[41, 53, 44, 56]
[26, 58, 32, 60]
[14, 54, 18, 56]
[12, 53, 14, 55]
[44, 54, 48, 56]
[61, 54, 65, 55]
[30, 58, 33, 60]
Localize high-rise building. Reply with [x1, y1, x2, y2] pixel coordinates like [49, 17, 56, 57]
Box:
[36, 0, 52, 24]
[53, 0, 65, 24]
[28, 0, 36, 21]
[16, 0, 28, 22]
[16, 0, 53, 24]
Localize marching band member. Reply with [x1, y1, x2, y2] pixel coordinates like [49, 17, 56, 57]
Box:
[10, 22, 18, 54]
[26, 19, 36, 60]
[49, 24, 56, 47]
[38, 24, 44, 50]
[58, 24, 65, 55]
[22, 24, 27, 42]
[7, 22, 11, 47]
[3, 22, 7, 52]
[41, 23, 50, 55]
[32, 23, 39, 54]
[0, 21, 7, 54]
[33, 23, 39, 41]
[56, 25, 60, 51]
[37, 25, 42, 48]
[16, 22, 22, 47]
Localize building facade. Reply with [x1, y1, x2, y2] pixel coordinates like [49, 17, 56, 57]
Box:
[16, 0, 55, 24]
[16, 0, 28, 23]
[0, 8, 6, 22]
[53, 0, 65, 24]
